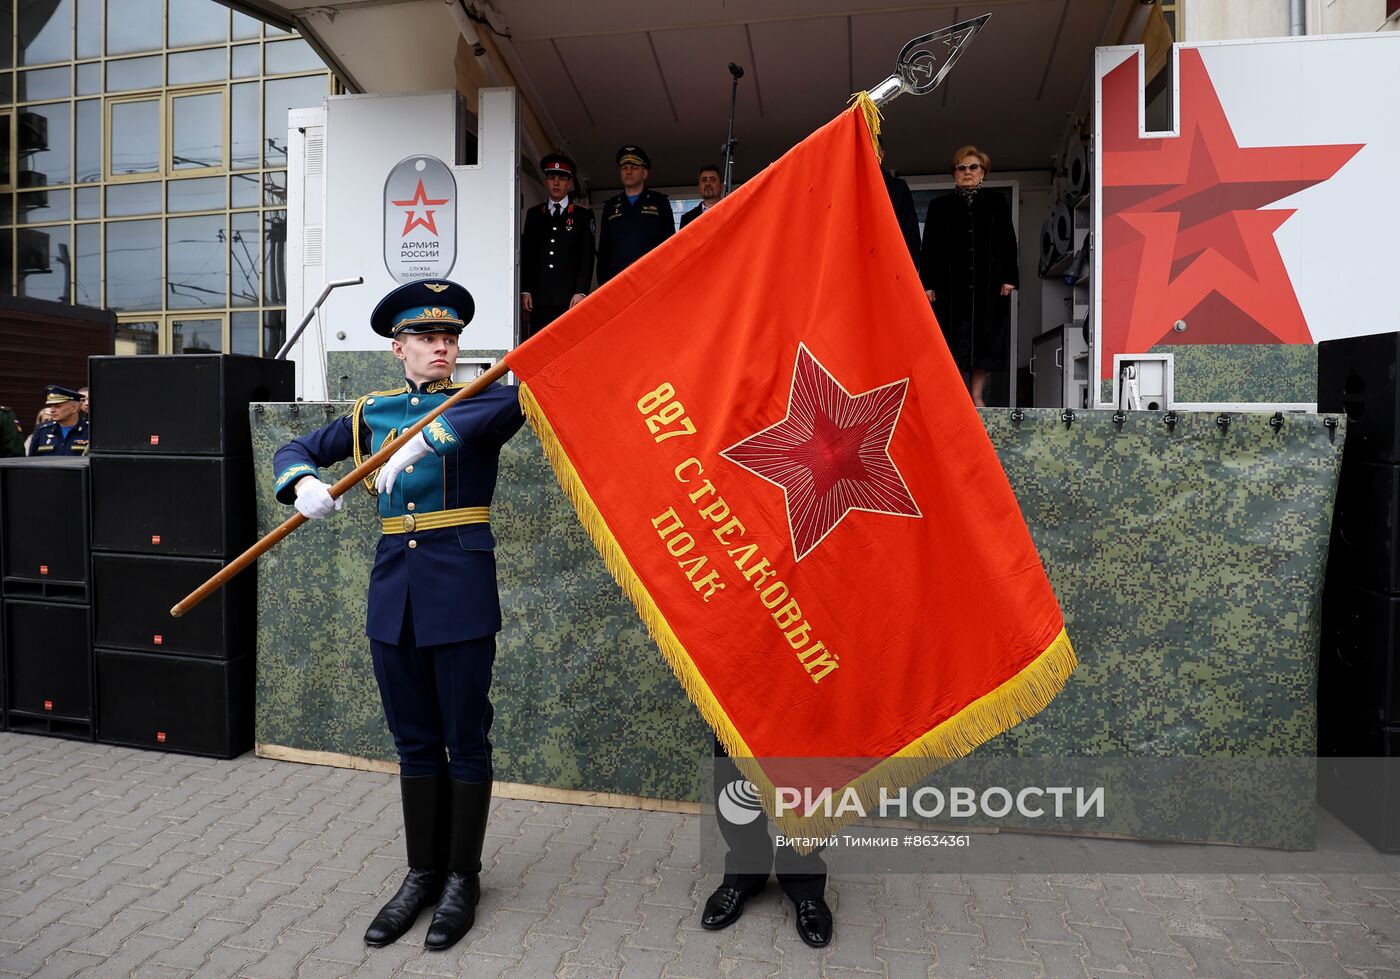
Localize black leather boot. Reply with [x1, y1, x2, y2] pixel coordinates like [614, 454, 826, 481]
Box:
[364, 774, 447, 947]
[424, 778, 491, 951]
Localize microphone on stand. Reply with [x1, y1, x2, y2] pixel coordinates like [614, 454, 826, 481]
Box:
[723, 64, 745, 194]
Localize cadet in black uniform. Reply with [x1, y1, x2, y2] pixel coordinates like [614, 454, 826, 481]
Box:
[520, 153, 596, 342]
[596, 145, 675, 285]
[27, 385, 89, 457]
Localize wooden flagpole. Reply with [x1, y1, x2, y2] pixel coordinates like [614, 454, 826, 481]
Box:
[169, 360, 512, 618]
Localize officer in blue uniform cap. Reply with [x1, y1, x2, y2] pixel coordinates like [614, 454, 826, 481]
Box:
[272, 278, 524, 952]
[28, 385, 89, 456]
[596, 144, 675, 285]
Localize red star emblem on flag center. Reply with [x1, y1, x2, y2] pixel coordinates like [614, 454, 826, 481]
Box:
[722, 344, 921, 562]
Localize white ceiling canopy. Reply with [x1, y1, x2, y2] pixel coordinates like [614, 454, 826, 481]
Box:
[230, 0, 1130, 189]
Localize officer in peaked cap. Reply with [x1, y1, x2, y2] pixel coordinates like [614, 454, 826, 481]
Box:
[27, 385, 89, 456]
[271, 277, 524, 953]
[520, 152, 596, 342]
[595, 144, 675, 285]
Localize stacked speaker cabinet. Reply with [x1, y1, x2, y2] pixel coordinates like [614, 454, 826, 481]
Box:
[0, 457, 94, 740]
[1318, 333, 1400, 852]
[88, 354, 293, 759]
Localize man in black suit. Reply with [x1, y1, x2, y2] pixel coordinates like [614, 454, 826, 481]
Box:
[702, 743, 833, 948]
[680, 164, 724, 229]
[878, 136, 921, 264]
[520, 153, 596, 341]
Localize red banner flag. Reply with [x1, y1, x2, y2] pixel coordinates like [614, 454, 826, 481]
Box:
[506, 98, 1074, 838]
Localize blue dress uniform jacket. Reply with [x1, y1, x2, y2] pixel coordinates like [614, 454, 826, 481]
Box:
[596, 188, 675, 284]
[272, 378, 524, 647]
[28, 416, 90, 456]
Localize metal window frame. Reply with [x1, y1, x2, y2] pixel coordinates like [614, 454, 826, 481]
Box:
[105, 93, 165, 182]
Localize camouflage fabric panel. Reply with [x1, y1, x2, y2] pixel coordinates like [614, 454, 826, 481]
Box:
[253, 405, 1343, 830]
[1150, 344, 1318, 405]
[326, 350, 506, 402]
[251, 402, 710, 798]
[1095, 345, 1318, 407]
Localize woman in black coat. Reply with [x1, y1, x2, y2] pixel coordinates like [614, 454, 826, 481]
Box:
[918, 146, 1019, 406]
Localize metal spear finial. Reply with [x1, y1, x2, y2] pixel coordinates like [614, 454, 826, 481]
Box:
[868, 13, 992, 108]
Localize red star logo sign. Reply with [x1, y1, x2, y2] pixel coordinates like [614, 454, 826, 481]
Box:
[1099, 48, 1363, 374]
[391, 179, 450, 237]
[722, 344, 920, 562]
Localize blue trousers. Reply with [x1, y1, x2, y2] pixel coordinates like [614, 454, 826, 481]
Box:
[369, 603, 497, 782]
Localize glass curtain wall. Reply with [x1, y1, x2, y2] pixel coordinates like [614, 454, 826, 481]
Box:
[0, 0, 336, 355]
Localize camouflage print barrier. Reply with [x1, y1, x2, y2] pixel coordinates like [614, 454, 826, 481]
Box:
[251, 401, 1344, 845]
[1099, 344, 1318, 407]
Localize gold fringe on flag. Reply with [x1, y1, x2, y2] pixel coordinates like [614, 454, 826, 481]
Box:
[519, 325, 1077, 849]
[848, 91, 883, 159]
[518, 381, 756, 763]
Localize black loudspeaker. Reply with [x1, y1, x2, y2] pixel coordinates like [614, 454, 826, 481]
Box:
[93, 554, 253, 659]
[0, 458, 89, 601]
[1321, 583, 1400, 724]
[1330, 459, 1400, 593]
[91, 455, 253, 558]
[1319, 333, 1400, 464]
[0, 600, 7, 731]
[4, 599, 92, 739]
[1319, 718, 1400, 853]
[96, 649, 253, 758]
[88, 354, 294, 456]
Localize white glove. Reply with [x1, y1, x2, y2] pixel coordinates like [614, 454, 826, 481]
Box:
[375, 431, 433, 496]
[294, 477, 343, 520]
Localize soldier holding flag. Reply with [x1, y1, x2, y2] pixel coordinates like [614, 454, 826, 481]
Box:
[271, 279, 524, 952]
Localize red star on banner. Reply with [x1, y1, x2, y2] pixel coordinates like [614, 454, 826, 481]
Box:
[391, 179, 450, 237]
[1099, 48, 1363, 374]
[721, 344, 920, 562]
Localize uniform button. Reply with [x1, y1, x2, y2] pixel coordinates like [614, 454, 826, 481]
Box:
[405, 465, 414, 474]
[411, 396, 420, 405]
[548, 251, 554, 255]
[408, 539, 417, 549]
[548, 264, 554, 269]
[366, 398, 375, 405]
[406, 502, 415, 511]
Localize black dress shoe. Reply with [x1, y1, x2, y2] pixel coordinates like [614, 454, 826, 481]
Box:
[794, 897, 833, 948]
[701, 883, 761, 930]
[364, 868, 444, 947]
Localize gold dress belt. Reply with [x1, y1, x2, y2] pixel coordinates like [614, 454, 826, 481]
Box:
[381, 506, 490, 534]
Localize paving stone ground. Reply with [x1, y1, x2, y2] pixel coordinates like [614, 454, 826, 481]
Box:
[2, 734, 1399, 978]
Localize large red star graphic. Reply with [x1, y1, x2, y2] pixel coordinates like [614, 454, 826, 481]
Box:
[1099, 48, 1363, 375]
[391, 179, 450, 237]
[721, 344, 920, 562]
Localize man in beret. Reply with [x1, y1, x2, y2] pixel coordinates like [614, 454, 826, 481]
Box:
[596, 144, 675, 285]
[680, 163, 724, 229]
[272, 279, 524, 953]
[520, 152, 596, 342]
[27, 385, 89, 456]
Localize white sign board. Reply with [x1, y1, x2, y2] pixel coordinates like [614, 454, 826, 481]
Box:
[285, 89, 519, 400]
